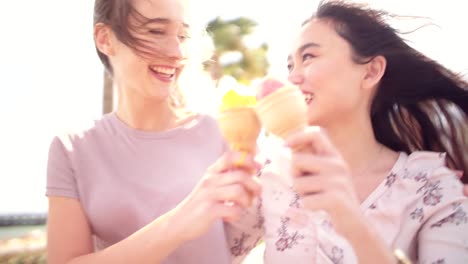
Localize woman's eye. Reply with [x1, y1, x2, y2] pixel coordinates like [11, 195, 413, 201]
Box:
[287, 63, 293, 72]
[149, 29, 165, 35]
[302, 53, 315, 61]
[178, 34, 191, 41]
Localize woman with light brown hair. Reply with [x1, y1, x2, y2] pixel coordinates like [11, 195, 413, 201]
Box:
[45, 0, 261, 263]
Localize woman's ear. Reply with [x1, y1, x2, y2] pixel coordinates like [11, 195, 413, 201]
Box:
[363, 55, 386, 90]
[94, 23, 115, 56]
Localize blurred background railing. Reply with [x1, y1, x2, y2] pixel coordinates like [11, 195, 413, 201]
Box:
[0, 214, 47, 263]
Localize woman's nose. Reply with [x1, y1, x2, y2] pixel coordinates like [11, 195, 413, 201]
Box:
[288, 68, 305, 85]
[164, 37, 185, 60]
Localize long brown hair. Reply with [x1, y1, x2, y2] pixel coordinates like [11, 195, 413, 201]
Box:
[308, 0, 468, 182]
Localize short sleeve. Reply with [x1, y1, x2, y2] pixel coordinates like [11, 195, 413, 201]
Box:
[418, 200, 468, 263]
[417, 173, 468, 263]
[45, 136, 79, 199]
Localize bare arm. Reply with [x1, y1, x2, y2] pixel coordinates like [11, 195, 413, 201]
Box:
[47, 197, 186, 264]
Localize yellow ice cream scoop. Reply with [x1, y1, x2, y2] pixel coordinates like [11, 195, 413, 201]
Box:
[220, 89, 256, 111]
[218, 88, 260, 156]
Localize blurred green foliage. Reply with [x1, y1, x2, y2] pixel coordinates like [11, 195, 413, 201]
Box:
[205, 17, 269, 85]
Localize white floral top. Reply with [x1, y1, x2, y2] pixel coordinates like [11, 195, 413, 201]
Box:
[226, 142, 357, 264]
[225, 147, 468, 264]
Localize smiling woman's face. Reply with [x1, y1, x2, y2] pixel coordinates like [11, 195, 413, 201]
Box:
[98, 0, 192, 101]
[287, 19, 369, 126]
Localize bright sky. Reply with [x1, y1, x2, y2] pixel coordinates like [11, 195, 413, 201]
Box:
[0, 0, 466, 214]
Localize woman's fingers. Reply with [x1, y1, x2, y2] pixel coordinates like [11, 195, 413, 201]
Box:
[292, 174, 325, 195]
[175, 151, 262, 241]
[177, 149, 264, 239]
[211, 202, 243, 223]
[292, 173, 349, 196]
[202, 170, 261, 197]
[208, 151, 259, 173]
[290, 151, 347, 177]
[210, 184, 252, 208]
[300, 192, 331, 212]
[285, 126, 338, 156]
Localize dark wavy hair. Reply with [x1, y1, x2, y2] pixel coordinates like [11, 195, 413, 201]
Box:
[307, 0, 468, 182]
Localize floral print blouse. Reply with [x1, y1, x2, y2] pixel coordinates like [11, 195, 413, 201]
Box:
[225, 148, 468, 263]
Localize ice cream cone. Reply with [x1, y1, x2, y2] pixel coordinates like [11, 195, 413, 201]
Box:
[217, 107, 261, 154]
[255, 85, 308, 139]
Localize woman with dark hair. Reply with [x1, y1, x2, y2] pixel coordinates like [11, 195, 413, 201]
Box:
[45, 0, 261, 263]
[285, 0, 468, 262]
[227, 1, 468, 263]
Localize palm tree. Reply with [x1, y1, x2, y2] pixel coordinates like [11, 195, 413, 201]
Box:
[205, 17, 269, 86]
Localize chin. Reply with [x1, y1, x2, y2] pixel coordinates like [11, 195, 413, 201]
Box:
[306, 112, 325, 126]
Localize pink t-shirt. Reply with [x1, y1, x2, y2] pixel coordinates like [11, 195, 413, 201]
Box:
[46, 112, 231, 263]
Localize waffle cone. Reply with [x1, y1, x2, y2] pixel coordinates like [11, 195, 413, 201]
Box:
[217, 107, 261, 153]
[255, 86, 308, 139]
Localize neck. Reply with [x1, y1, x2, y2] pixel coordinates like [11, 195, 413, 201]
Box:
[116, 86, 185, 132]
[322, 113, 383, 178]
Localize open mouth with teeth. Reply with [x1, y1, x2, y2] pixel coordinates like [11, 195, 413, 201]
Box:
[304, 93, 314, 104]
[149, 66, 177, 80]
